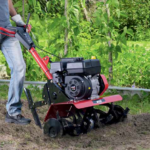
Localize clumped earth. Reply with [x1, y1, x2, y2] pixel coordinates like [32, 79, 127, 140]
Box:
[0, 100, 150, 150]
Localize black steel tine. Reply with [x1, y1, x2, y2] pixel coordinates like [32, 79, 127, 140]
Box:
[24, 88, 42, 129]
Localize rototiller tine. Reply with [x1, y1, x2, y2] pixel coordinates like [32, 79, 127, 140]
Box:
[0, 14, 129, 138]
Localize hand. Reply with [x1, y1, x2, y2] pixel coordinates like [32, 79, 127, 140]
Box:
[11, 14, 26, 27]
[12, 14, 32, 33]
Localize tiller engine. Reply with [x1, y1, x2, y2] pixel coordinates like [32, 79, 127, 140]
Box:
[0, 14, 129, 138]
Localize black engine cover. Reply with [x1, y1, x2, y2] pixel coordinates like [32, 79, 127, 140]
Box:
[65, 76, 92, 100]
[66, 59, 101, 75]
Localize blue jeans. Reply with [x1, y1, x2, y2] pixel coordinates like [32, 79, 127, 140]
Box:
[1, 36, 26, 116]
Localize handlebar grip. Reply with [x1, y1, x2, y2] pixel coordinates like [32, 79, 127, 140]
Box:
[26, 13, 31, 26]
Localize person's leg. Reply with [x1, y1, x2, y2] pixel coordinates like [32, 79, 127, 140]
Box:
[1, 36, 26, 116]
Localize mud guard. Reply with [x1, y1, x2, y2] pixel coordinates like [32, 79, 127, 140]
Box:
[73, 95, 122, 109]
[99, 75, 109, 96]
[44, 95, 123, 122]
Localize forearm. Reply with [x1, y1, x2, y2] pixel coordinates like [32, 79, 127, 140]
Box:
[8, 0, 17, 17]
[8, 0, 25, 26]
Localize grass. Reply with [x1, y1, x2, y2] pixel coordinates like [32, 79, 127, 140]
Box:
[0, 52, 5, 65]
[0, 84, 43, 102]
[116, 95, 150, 114]
[0, 84, 150, 115]
[96, 91, 150, 115]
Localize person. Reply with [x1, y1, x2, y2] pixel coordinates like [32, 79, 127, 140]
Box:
[0, 0, 31, 125]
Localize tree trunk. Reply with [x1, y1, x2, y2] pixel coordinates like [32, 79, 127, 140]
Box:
[22, 0, 25, 21]
[64, 0, 68, 56]
[105, 2, 113, 84]
[80, 0, 91, 22]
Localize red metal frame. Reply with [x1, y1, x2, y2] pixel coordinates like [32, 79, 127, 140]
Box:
[44, 104, 75, 121]
[44, 95, 122, 122]
[26, 24, 32, 33]
[0, 27, 16, 35]
[73, 95, 122, 109]
[42, 56, 50, 66]
[0, 27, 15, 37]
[29, 47, 53, 80]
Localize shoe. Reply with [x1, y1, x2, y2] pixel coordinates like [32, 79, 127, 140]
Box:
[5, 113, 31, 125]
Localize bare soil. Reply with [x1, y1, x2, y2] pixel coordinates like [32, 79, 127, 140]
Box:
[0, 100, 150, 150]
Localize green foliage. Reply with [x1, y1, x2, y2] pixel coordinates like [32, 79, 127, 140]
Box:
[117, 94, 150, 115]
[0, 54, 5, 65]
[0, 85, 9, 100]
[0, 0, 149, 88]
[113, 44, 150, 88]
[0, 84, 42, 101]
[118, 0, 150, 40]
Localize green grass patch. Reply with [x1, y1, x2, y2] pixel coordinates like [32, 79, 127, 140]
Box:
[0, 53, 5, 65]
[96, 91, 150, 115]
[0, 84, 43, 102]
[116, 94, 150, 114]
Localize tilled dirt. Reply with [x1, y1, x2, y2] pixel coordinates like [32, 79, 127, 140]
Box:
[0, 100, 150, 150]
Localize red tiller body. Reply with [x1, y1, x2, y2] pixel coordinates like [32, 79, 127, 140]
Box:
[44, 74, 116, 122]
[44, 94, 122, 122]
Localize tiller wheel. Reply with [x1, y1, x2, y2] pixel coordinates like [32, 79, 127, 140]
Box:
[44, 118, 63, 138]
[42, 104, 129, 137]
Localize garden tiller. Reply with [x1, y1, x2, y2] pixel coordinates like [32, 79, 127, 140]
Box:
[0, 14, 129, 138]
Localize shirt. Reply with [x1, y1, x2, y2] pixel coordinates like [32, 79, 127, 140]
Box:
[0, 0, 11, 27]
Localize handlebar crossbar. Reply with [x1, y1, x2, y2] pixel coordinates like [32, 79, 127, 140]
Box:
[0, 27, 16, 34]
[0, 27, 16, 37]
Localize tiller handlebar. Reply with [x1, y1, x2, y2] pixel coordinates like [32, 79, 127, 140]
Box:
[0, 26, 52, 80]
